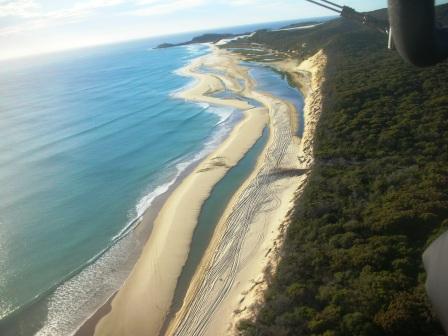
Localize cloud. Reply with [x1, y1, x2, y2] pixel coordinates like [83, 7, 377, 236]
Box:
[227, 0, 283, 8]
[72, 0, 126, 12]
[0, 0, 125, 19]
[227, 0, 260, 5]
[0, 0, 40, 18]
[0, 0, 206, 36]
[128, 0, 206, 16]
[0, 0, 126, 36]
[1, 0, 264, 37]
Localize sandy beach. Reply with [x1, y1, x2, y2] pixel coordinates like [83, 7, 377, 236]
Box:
[225, 50, 327, 333]
[89, 44, 326, 336]
[92, 46, 268, 336]
[164, 49, 327, 336]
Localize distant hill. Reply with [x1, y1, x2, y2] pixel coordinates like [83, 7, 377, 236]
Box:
[279, 21, 320, 30]
[156, 33, 243, 48]
[227, 4, 448, 58]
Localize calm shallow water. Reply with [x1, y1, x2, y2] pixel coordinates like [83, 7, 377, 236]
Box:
[246, 63, 306, 137]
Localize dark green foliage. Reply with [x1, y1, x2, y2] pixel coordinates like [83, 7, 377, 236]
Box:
[157, 33, 241, 48]
[280, 21, 321, 30]
[238, 5, 448, 336]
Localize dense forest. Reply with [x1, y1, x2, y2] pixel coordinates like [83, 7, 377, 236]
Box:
[237, 5, 448, 336]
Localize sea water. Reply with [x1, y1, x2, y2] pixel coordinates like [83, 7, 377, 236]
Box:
[0, 18, 315, 335]
[0, 40, 230, 335]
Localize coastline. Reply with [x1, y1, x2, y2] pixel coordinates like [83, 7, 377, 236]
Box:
[76, 44, 326, 336]
[166, 49, 327, 335]
[73, 156, 202, 336]
[91, 46, 269, 336]
[228, 50, 328, 332]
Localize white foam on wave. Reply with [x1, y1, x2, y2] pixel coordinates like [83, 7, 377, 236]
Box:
[132, 104, 237, 225]
[185, 43, 211, 56]
[33, 43, 238, 336]
[35, 231, 138, 336]
[172, 44, 213, 96]
[181, 44, 211, 62]
[170, 60, 202, 98]
[170, 75, 199, 98]
[0, 229, 13, 321]
[207, 105, 234, 125]
[112, 107, 233, 246]
[0, 219, 14, 321]
[33, 103, 239, 336]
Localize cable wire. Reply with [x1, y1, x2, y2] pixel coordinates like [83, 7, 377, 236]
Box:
[303, 0, 342, 13]
[318, 0, 343, 9]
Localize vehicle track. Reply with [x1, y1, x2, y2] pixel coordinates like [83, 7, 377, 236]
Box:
[168, 66, 296, 336]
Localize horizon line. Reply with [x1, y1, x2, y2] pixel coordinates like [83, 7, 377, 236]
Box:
[1, 14, 336, 63]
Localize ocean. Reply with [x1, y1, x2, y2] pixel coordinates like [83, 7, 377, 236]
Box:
[0, 18, 322, 335]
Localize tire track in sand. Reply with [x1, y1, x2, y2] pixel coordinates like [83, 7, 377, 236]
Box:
[167, 60, 297, 336]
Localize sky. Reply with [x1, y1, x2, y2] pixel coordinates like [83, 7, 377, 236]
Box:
[0, 0, 447, 60]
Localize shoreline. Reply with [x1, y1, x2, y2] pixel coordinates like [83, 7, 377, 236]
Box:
[73, 155, 204, 336]
[75, 44, 327, 336]
[91, 46, 269, 336]
[161, 125, 270, 334]
[166, 49, 327, 335]
[228, 49, 328, 332]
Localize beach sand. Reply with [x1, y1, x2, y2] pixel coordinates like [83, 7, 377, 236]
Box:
[90, 45, 327, 336]
[226, 49, 328, 333]
[92, 47, 268, 336]
[165, 49, 327, 336]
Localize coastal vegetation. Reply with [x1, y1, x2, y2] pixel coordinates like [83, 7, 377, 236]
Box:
[236, 5, 448, 336]
[156, 33, 243, 48]
[279, 21, 321, 30]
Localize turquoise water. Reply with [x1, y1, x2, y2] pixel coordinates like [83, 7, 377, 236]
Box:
[0, 40, 235, 335]
[0, 19, 311, 336]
